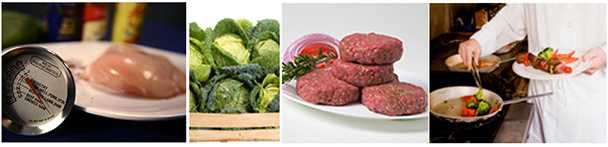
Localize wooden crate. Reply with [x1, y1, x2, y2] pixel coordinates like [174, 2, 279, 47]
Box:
[189, 113, 280, 142]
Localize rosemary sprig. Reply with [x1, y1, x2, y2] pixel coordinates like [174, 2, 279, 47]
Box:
[281, 53, 336, 82]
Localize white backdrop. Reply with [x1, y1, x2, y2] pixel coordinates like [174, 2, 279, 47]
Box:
[187, 0, 281, 28]
[281, 3, 430, 143]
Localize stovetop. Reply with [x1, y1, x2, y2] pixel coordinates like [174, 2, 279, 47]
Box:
[429, 33, 529, 143]
[430, 109, 507, 143]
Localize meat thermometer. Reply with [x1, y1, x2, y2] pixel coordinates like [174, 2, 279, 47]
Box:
[2, 46, 75, 135]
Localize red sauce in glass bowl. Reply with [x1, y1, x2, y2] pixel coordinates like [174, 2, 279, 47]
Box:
[298, 42, 338, 69]
[298, 42, 337, 57]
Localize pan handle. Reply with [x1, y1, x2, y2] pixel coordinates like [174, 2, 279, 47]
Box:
[498, 57, 516, 64]
[503, 92, 553, 105]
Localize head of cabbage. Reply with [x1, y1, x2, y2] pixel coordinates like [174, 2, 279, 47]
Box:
[250, 19, 280, 72]
[189, 40, 212, 83]
[209, 18, 252, 67]
[214, 34, 250, 65]
[250, 74, 279, 113]
[206, 78, 250, 113]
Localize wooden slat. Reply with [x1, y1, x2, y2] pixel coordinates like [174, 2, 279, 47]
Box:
[189, 129, 280, 142]
[189, 113, 279, 128]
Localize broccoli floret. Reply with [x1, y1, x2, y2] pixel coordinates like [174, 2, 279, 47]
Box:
[476, 101, 491, 116]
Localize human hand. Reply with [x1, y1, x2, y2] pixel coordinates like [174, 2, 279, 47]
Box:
[458, 39, 482, 70]
[582, 48, 606, 75]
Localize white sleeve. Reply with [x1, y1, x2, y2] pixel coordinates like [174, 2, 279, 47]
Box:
[471, 4, 527, 56]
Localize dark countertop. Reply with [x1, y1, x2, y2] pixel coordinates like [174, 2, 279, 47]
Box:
[494, 103, 534, 143]
[3, 108, 186, 142]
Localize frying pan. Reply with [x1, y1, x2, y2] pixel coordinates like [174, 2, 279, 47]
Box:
[430, 86, 552, 123]
[444, 54, 501, 73]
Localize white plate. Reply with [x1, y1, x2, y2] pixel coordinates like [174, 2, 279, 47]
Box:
[27, 42, 186, 121]
[281, 69, 429, 120]
[512, 54, 591, 80]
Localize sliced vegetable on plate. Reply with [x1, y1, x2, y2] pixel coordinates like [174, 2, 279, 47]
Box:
[281, 33, 339, 82]
[282, 33, 339, 63]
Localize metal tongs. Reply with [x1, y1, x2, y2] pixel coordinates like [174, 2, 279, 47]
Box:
[471, 62, 483, 89]
[471, 56, 515, 83]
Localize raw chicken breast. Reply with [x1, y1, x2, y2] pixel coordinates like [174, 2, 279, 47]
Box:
[84, 44, 186, 99]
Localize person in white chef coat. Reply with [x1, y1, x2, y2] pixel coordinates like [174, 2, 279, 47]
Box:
[459, 4, 606, 143]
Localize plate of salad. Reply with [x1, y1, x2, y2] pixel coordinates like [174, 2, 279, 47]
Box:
[513, 47, 591, 80]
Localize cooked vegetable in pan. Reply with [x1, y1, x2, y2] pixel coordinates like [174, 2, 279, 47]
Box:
[458, 91, 497, 117]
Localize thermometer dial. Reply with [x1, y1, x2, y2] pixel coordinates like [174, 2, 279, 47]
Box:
[2, 46, 75, 136]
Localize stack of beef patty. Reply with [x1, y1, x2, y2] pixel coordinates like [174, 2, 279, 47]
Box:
[296, 32, 426, 116]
